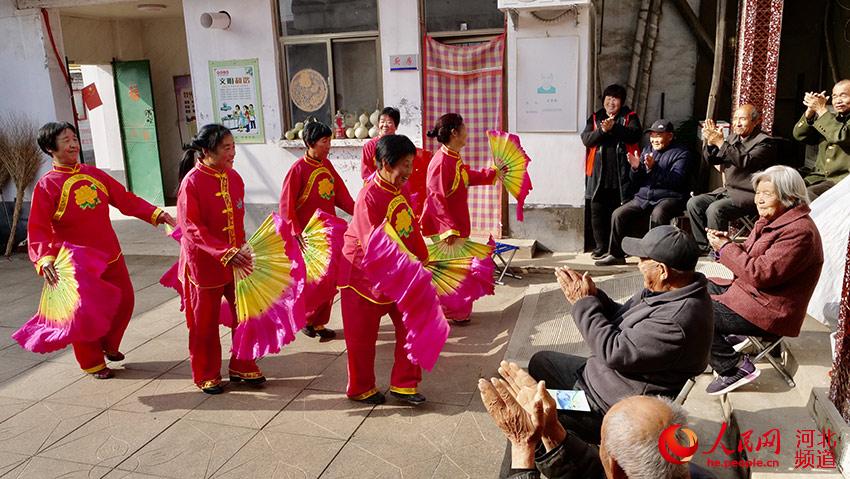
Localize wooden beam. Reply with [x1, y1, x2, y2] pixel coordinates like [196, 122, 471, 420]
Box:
[671, 0, 714, 58]
[16, 0, 137, 9]
[706, 0, 728, 119]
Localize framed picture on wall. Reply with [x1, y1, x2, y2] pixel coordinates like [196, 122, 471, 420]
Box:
[209, 58, 265, 143]
[516, 36, 579, 133]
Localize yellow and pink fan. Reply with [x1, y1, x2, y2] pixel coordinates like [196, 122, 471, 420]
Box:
[230, 213, 305, 360]
[487, 129, 533, 221]
[426, 237, 495, 319]
[361, 221, 448, 371]
[13, 244, 120, 353]
[300, 210, 347, 316]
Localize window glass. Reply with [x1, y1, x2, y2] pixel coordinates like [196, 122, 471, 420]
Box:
[332, 40, 380, 125]
[424, 0, 503, 32]
[280, 0, 379, 36]
[285, 43, 332, 125]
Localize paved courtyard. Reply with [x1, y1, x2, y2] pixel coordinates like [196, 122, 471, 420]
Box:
[0, 253, 531, 478]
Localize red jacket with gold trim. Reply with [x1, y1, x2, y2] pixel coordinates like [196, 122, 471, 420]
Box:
[420, 146, 496, 239]
[338, 175, 428, 303]
[27, 162, 162, 272]
[177, 164, 246, 288]
[279, 155, 354, 236]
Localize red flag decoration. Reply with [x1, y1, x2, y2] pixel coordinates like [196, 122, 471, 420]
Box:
[81, 83, 103, 111]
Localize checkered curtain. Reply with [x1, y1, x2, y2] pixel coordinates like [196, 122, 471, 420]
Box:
[829, 233, 850, 421]
[423, 34, 506, 238]
[732, 0, 784, 134]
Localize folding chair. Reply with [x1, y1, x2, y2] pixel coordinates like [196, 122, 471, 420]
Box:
[747, 335, 795, 388]
[493, 242, 522, 285]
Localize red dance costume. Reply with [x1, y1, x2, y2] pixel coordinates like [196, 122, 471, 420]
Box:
[338, 175, 430, 400]
[420, 145, 496, 319]
[28, 163, 163, 373]
[177, 163, 261, 389]
[279, 154, 354, 327]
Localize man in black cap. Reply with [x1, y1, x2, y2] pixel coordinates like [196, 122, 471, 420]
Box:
[596, 120, 695, 266]
[525, 225, 713, 445]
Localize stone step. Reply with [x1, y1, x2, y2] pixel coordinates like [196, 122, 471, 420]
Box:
[720, 316, 844, 478]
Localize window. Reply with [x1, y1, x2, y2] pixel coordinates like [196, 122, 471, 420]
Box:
[279, 0, 381, 129]
[424, 0, 504, 34]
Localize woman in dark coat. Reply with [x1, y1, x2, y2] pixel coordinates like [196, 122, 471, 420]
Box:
[581, 84, 643, 259]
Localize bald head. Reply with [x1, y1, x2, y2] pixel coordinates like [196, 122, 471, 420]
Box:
[732, 104, 761, 137]
[599, 396, 690, 479]
[833, 80, 850, 114]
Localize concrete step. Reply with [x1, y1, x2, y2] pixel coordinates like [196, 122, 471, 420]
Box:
[720, 316, 843, 478]
[483, 237, 538, 260]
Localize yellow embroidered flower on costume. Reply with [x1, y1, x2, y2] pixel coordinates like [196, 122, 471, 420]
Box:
[461, 168, 469, 188]
[395, 208, 414, 238]
[318, 177, 335, 200]
[75, 184, 101, 210]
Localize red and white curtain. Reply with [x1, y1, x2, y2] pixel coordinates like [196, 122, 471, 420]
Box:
[733, 0, 784, 133]
[423, 34, 506, 237]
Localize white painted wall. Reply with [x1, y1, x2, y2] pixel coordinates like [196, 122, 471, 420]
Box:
[506, 8, 592, 208]
[0, 2, 73, 200]
[60, 16, 144, 64]
[378, 0, 423, 146]
[183, 0, 289, 207]
[80, 64, 125, 179]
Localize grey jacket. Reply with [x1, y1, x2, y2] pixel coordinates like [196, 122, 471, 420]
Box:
[573, 273, 714, 412]
[703, 130, 777, 207]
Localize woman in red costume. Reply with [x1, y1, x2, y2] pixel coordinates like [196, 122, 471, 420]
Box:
[420, 113, 496, 322]
[339, 134, 430, 405]
[28, 122, 176, 379]
[279, 121, 354, 339]
[176, 124, 262, 394]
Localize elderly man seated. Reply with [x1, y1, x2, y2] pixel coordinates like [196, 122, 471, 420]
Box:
[793, 79, 850, 200]
[596, 120, 694, 266]
[704, 165, 823, 395]
[527, 225, 712, 446]
[480, 365, 715, 478]
[687, 104, 777, 253]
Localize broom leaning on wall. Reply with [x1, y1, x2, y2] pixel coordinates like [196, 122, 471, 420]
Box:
[0, 114, 43, 256]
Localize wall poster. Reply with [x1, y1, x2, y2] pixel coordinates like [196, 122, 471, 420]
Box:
[516, 36, 579, 133]
[209, 58, 265, 143]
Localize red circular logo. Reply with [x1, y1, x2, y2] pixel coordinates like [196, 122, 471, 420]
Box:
[658, 424, 699, 464]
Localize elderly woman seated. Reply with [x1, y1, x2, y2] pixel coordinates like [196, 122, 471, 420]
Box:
[705, 165, 824, 395]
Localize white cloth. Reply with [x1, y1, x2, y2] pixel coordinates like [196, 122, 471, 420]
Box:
[808, 178, 850, 327]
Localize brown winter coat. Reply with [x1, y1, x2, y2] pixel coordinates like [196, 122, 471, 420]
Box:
[712, 205, 823, 337]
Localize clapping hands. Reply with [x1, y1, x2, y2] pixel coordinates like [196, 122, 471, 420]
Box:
[555, 267, 597, 304]
[702, 119, 724, 147]
[803, 91, 829, 118]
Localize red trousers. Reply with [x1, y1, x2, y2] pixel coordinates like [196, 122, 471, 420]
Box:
[184, 279, 261, 388]
[306, 297, 333, 328]
[443, 301, 473, 321]
[73, 256, 133, 373]
[340, 287, 421, 399]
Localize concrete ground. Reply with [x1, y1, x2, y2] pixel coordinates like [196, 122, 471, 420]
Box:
[0, 237, 532, 478]
[1, 216, 843, 478]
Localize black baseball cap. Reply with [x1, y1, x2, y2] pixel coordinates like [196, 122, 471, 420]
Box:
[621, 225, 699, 271]
[645, 119, 675, 133]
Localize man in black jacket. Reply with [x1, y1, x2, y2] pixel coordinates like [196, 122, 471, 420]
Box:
[596, 120, 694, 266]
[687, 105, 777, 253]
[582, 84, 643, 259]
[531, 226, 712, 445]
